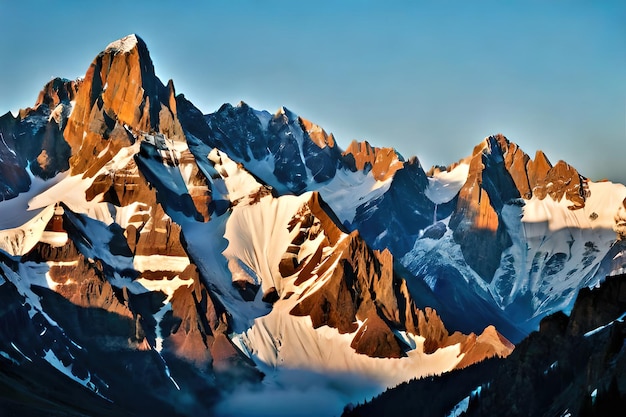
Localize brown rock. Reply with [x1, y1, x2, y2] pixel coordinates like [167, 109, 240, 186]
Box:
[299, 117, 335, 149]
[450, 134, 590, 281]
[163, 265, 249, 370]
[454, 325, 514, 369]
[34, 77, 81, 110]
[285, 192, 512, 363]
[543, 160, 588, 209]
[343, 139, 404, 181]
[417, 307, 449, 354]
[64, 34, 184, 175]
[527, 150, 552, 199]
[350, 309, 405, 358]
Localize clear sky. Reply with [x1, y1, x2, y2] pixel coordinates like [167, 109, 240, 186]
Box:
[1, 0, 624, 183]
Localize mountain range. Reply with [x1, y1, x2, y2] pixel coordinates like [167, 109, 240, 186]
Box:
[0, 34, 624, 416]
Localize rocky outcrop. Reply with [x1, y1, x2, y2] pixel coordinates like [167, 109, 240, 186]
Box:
[203, 103, 345, 192]
[461, 273, 626, 417]
[566, 274, 626, 337]
[33, 77, 81, 110]
[204, 102, 270, 162]
[449, 136, 521, 281]
[64, 34, 184, 175]
[21, 206, 143, 349]
[298, 115, 343, 183]
[453, 325, 515, 369]
[342, 140, 404, 182]
[164, 264, 260, 380]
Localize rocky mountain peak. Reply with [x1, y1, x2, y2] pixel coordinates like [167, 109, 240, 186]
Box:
[103, 33, 140, 55]
[342, 139, 403, 181]
[64, 34, 183, 175]
[33, 77, 81, 110]
[298, 116, 335, 149]
[275, 105, 297, 123]
[474, 134, 589, 207]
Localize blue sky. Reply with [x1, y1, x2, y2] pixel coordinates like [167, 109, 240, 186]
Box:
[1, 1, 624, 183]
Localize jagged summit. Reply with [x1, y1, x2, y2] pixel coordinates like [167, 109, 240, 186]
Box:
[104, 33, 141, 54]
[275, 105, 298, 121]
[64, 33, 183, 174]
[342, 139, 404, 181]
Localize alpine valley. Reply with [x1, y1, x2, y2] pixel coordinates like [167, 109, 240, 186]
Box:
[0, 34, 625, 417]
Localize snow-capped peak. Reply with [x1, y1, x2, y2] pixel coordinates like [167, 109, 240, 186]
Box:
[104, 34, 139, 54]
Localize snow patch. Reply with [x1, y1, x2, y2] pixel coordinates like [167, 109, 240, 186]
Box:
[425, 163, 469, 204]
[133, 255, 190, 273]
[104, 34, 138, 54]
[446, 396, 470, 417]
[318, 168, 392, 224]
[11, 342, 32, 362]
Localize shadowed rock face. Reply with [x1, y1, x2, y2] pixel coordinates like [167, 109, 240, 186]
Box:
[0, 78, 78, 199]
[462, 274, 626, 417]
[0, 112, 31, 199]
[203, 103, 345, 192]
[352, 155, 443, 257]
[163, 264, 261, 382]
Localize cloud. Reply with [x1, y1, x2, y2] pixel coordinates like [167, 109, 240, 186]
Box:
[214, 368, 383, 417]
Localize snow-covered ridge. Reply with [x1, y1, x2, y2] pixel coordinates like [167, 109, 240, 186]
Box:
[425, 163, 470, 204]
